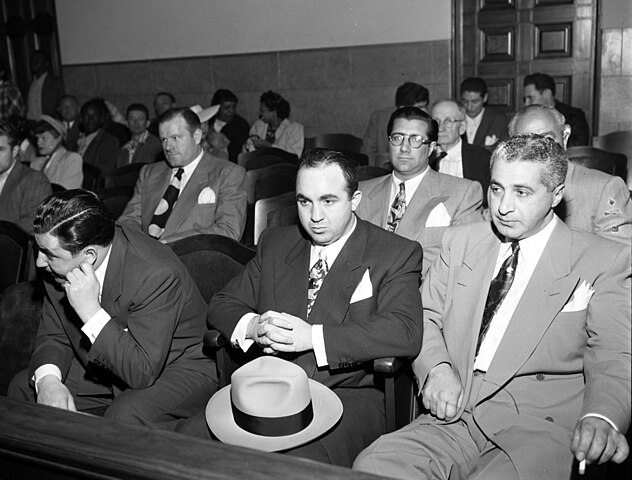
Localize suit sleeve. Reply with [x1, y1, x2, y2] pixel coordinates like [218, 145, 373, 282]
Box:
[451, 179, 484, 226]
[581, 244, 631, 432]
[592, 175, 632, 246]
[61, 152, 84, 190]
[412, 229, 456, 385]
[16, 172, 52, 233]
[117, 165, 147, 229]
[322, 241, 424, 366]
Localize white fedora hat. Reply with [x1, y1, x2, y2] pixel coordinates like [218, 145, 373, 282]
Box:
[206, 356, 343, 452]
[189, 104, 220, 123]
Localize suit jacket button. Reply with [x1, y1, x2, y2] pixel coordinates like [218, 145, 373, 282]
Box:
[545, 416, 554, 423]
[536, 373, 545, 380]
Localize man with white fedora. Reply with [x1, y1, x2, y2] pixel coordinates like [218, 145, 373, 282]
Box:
[177, 147, 424, 466]
[118, 106, 247, 243]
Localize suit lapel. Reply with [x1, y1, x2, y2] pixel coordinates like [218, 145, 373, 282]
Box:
[99, 229, 125, 322]
[479, 222, 580, 400]
[473, 109, 492, 146]
[167, 153, 212, 231]
[361, 175, 391, 227]
[0, 161, 23, 205]
[275, 231, 311, 318]
[397, 169, 449, 238]
[142, 162, 171, 228]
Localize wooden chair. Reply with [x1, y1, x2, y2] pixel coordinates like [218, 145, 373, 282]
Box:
[566, 146, 627, 181]
[253, 191, 298, 245]
[103, 162, 144, 188]
[168, 234, 255, 303]
[357, 165, 390, 181]
[97, 186, 134, 220]
[82, 163, 104, 192]
[237, 147, 299, 171]
[0, 221, 31, 295]
[304, 133, 363, 153]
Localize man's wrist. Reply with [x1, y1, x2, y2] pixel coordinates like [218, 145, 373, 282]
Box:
[245, 315, 260, 341]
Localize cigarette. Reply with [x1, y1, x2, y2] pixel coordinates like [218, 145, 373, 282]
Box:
[578, 459, 586, 475]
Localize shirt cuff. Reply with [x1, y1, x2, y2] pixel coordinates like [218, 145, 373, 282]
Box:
[81, 308, 111, 343]
[312, 324, 328, 367]
[231, 313, 258, 352]
[33, 364, 63, 394]
[580, 413, 619, 432]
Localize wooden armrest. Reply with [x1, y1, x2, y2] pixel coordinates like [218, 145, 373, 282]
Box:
[203, 329, 226, 348]
[373, 357, 404, 375]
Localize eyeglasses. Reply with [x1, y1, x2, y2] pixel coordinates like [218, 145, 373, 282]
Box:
[388, 133, 432, 149]
[434, 118, 464, 128]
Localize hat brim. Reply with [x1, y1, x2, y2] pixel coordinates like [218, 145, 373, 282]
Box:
[206, 379, 343, 452]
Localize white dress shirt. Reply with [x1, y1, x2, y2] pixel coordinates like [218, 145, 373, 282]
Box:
[385, 167, 429, 222]
[465, 108, 484, 144]
[438, 139, 464, 178]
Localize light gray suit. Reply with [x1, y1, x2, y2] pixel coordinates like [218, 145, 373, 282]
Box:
[356, 169, 483, 274]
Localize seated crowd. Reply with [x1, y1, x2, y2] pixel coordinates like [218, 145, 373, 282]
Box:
[0, 64, 630, 480]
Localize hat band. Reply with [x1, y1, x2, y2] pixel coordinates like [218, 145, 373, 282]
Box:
[231, 401, 314, 437]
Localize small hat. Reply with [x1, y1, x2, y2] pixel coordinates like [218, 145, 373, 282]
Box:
[206, 356, 343, 452]
[40, 114, 67, 137]
[189, 104, 220, 123]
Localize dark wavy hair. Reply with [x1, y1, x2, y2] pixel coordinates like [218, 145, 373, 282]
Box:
[260, 91, 290, 119]
[34, 189, 115, 255]
[300, 148, 358, 199]
[387, 106, 438, 142]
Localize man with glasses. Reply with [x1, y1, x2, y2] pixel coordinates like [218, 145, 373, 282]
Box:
[430, 99, 492, 200]
[356, 107, 483, 274]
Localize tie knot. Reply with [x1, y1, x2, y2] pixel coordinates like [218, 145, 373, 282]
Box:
[175, 167, 184, 180]
[436, 151, 448, 161]
[510, 241, 519, 255]
[398, 182, 405, 192]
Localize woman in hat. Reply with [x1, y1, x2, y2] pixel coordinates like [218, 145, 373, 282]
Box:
[30, 114, 83, 189]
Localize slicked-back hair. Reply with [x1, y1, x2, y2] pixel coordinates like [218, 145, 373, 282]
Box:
[34, 189, 115, 256]
[491, 134, 568, 192]
[508, 104, 566, 137]
[460, 77, 488, 96]
[211, 89, 238, 106]
[126, 103, 150, 119]
[299, 148, 358, 199]
[395, 82, 429, 107]
[387, 106, 438, 142]
[523, 73, 556, 96]
[158, 107, 201, 136]
[260, 91, 291, 119]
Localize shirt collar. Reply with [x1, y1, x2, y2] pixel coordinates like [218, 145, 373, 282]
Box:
[499, 215, 558, 267]
[310, 215, 357, 268]
[94, 244, 113, 297]
[178, 149, 204, 177]
[446, 138, 463, 155]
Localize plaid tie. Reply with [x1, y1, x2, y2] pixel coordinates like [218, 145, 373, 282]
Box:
[307, 250, 329, 317]
[148, 167, 184, 239]
[387, 182, 406, 233]
[476, 241, 520, 356]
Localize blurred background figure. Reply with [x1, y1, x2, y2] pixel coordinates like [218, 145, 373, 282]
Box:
[26, 50, 64, 120]
[0, 60, 24, 121]
[209, 89, 249, 163]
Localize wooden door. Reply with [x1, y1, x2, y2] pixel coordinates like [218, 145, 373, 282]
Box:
[453, 0, 598, 131]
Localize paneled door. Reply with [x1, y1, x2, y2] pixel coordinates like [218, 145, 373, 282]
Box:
[453, 0, 597, 130]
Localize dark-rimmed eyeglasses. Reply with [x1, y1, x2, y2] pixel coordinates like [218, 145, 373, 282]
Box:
[388, 133, 432, 149]
[433, 118, 463, 128]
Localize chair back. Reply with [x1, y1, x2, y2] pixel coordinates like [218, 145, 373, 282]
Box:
[168, 234, 255, 302]
[254, 191, 298, 245]
[81, 163, 104, 192]
[304, 133, 363, 153]
[0, 221, 31, 295]
[103, 163, 144, 188]
[97, 186, 134, 220]
[245, 163, 298, 205]
[566, 146, 627, 180]
[237, 147, 299, 171]
[357, 165, 391, 181]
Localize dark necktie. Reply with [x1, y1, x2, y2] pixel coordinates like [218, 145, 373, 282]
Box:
[475, 241, 520, 356]
[432, 151, 448, 171]
[148, 167, 184, 239]
[387, 182, 406, 233]
[307, 250, 329, 317]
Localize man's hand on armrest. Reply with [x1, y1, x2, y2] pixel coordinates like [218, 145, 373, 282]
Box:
[36, 375, 77, 412]
[421, 363, 463, 421]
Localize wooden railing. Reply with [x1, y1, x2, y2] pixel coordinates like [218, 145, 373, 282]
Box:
[0, 396, 388, 480]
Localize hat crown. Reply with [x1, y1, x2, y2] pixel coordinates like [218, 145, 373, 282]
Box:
[231, 357, 311, 418]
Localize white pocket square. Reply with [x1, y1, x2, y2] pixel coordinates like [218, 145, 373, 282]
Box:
[350, 269, 372, 304]
[561, 280, 594, 312]
[425, 203, 452, 227]
[484, 134, 498, 146]
[197, 187, 216, 204]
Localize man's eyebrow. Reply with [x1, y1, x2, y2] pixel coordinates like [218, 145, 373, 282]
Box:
[319, 194, 339, 201]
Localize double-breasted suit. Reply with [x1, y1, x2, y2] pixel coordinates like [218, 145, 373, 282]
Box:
[358, 219, 631, 480]
[356, 169, 483, 275]
[118, 152, 247, 243]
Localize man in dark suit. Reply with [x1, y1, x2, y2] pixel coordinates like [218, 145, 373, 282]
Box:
[176, 148, 424, 467]
[57, 95, 81, 152]
[78, 98, 120, 175]
[509, 104, 631, 246]
[118, 107, 247, 243]
[209, 89, 250, 164]
[0, 120, 51, 233]
[115, 103, 163, 167]
[430, 99, 491, 197]
[460, 77, 508, 149]
[8, 189, 216, 428]
[355, 135, 631, 479]
[523, 72, 589, 147]
[26, 50, 64, 120]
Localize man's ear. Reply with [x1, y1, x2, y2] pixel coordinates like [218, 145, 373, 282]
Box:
[193, 128, 203, 145]
[483, 93, 489, 105]
[562, 124, 571, 149]
[551, 183, 565, 209]
[350, 190, 362, 211]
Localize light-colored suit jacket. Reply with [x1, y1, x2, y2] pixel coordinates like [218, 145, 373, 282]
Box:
[30, 147, 83, 190]
[415, 220, 631, 480]
[356, 169, 483, 274]
[118, 152, 247, 243]
[558, 161, 631, 245]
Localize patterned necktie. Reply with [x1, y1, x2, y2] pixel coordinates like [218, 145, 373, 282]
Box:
[148, 167, 184, 239]
[387, 182, 406, 233]
[307, 249, 329, 317]
[476, 241, 520, 356]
